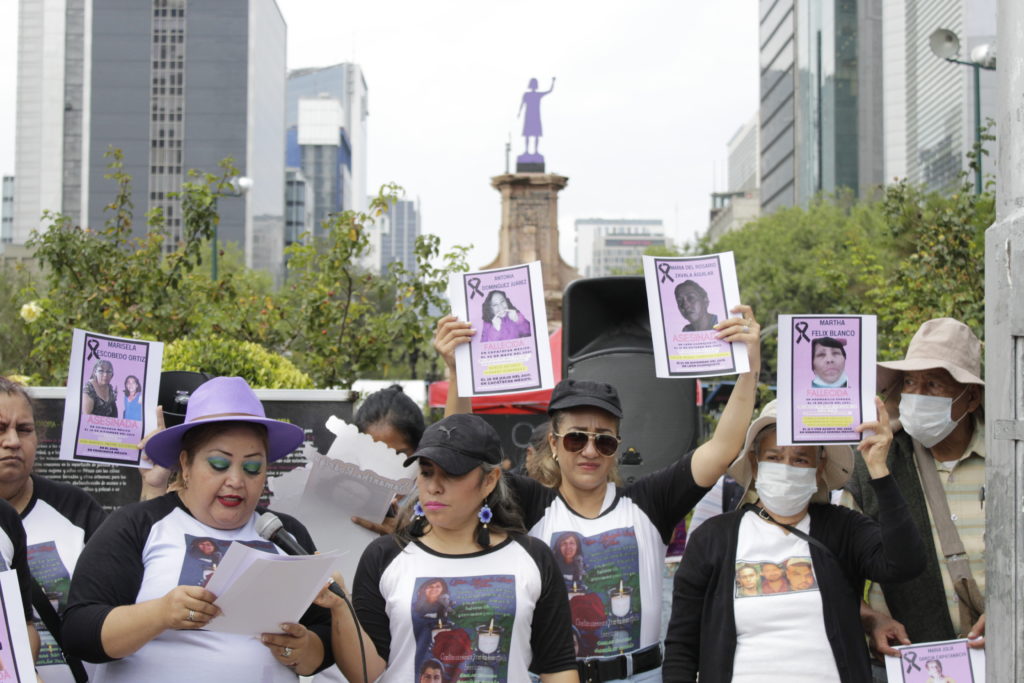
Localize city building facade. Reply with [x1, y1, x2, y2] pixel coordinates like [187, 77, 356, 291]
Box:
[759, 0, 884, 213]
[574, 218, 668, 278]
[13, 0, 287, 279]
[882, 0, 997, 191]
[378, 197, 420, 275]
[1, 176, 13, 244]
[286, 63, 369, 230]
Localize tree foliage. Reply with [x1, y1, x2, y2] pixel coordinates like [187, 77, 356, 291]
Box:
[17, 150, 470, 388]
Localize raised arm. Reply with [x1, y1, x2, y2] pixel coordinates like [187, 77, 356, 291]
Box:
[433, 315, 474, 417]
[542, 77, 556, 95]
[690, 305, 761, 487]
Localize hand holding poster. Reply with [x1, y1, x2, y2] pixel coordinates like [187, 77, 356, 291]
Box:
[60, 329, 164, 467]
[449, 262, 554, 397]
[642, 252, 749, 378]
[0, 569, 38, 681]
[776, 315, 877, 445]
[885, 639, 984, 683]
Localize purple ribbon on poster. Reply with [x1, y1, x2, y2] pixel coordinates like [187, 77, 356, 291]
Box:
[903, 651, 921, 673]
[657, 263, 674, 283]
[86, 338, 101, 360]
[468, 277, 484, 299]
[794, 321, 811, 344]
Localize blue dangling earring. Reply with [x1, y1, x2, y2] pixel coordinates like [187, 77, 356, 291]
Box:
[476, 501, 493, 548]
[410, 501, 427, 537]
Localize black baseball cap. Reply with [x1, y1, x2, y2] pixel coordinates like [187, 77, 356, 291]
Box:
[546, 379, 623, 418]
[403, 414, 502, 476]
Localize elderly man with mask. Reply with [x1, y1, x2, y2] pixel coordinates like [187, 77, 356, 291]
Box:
[842, 318, 986, 666]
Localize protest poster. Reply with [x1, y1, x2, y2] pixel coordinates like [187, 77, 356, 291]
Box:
[777, 315, 877, 445]
[642, 253, 748, 378]
[60, 329, 164, 467]
[450, 262, 554, 397]
[0, 569, 37, 681]
[885, 638, 984, 683]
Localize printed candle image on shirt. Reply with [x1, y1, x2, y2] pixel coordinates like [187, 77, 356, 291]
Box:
[412, 574, 516, 683]
[551, 527, 641, 657]
[177, 535, 274, 588]
[734, 556, 818, 598]
[26, 542, 72, 667]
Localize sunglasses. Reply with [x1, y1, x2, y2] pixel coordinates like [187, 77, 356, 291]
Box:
[553, 431, 621, 457]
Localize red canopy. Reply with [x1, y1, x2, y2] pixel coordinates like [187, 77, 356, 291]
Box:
[428, 328, 563, 414]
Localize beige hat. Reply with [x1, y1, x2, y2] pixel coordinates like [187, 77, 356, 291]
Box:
[877, 318, 984, 396]
[728, 400, 855, 505]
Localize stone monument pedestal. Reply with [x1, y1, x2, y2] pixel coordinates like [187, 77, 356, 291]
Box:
[485, 172, 580, 328]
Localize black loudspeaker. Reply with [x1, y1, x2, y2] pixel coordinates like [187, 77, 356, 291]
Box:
[563, 277, 700, 484]
[157, 371, 213, 427]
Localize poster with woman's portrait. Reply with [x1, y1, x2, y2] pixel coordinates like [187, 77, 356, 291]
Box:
[642, 252, 749, 378]
[0, 568, 38, 681]
[449, 261, 554, 396]
[886, 639, 984, 683]
[60, 329, 164, 467]
[776, 315, 876, 445]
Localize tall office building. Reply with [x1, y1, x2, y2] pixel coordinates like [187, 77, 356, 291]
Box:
[1, 177, 13, 244]
[575, 219, 668, 278]
[759, 0, 883, 213]
[707, 114, 762, 242]
[284, 167, 313, 249]
[882, 0, 997, 191]
[286, 63, 369, 232]
[378, 197, 420, 274]
[13, 0, 286, 278]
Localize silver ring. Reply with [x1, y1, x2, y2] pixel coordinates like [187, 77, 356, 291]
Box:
[742, 325, 750, 333]
[187, 608, 195, 622]
[282, 647, 293, 658]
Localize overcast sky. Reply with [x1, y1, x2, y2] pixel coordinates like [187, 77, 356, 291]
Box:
[0, 0, 759, 268]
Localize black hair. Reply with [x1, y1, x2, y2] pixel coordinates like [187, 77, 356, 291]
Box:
[674, 279, 708, 302]
[354, 384, 425, 449]
[481, 289, 521, 324]
[811, 336, 846, 358]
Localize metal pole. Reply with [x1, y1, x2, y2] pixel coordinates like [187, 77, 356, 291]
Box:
[973, 63, 983, 194]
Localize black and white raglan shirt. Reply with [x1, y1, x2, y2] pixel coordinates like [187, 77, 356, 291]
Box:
[0, 497, 34, 624]
[22, 474, 108, 683]
[353, 533, 576, 683]
[508, 452, 709, 659]
[62, 493, 334, 683]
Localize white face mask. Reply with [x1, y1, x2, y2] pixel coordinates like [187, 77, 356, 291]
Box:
[754, 462, 819, 517]
[899, 389, 967, 448]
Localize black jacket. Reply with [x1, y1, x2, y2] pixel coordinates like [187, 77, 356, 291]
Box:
[663, 475, 925, 683]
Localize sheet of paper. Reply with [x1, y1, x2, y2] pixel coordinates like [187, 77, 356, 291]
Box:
[206, 542, 342, 636]
[267, 416, 417, 585]
[60, 328, 164, 467]
[450, 261, 554, 397]
[776, 315, 877, 445]
[642, 253, 749, 378]
[0, 569, 40, 681]
[885, 638, 984, 682]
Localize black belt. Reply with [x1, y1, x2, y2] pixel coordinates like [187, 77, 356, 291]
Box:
[577, 643, 662, 682]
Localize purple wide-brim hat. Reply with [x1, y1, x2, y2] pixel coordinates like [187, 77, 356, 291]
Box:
[144, 376, 304, 469]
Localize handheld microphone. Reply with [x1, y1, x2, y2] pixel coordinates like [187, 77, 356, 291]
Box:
[256, 512, 345, 599]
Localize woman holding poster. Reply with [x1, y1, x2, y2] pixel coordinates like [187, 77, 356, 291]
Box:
[435, 305, 763, 681]
[63, 377, 334, 682]
[313, 414, 577, 683]
[663, 399, 925, 683]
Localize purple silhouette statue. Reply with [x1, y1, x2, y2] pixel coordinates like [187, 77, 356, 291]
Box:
[516, 77, 555, 172]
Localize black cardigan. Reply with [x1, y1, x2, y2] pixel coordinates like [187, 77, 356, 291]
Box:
[663, 475, 925, 683]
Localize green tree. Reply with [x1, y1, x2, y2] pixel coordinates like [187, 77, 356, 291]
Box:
[164, 336, 314, 389]
[278, 187, 469, 388]
[20, 149, 246, 382]
[0, 265, 39, 377]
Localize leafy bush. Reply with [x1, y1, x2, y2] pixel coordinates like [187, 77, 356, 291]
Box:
[164, 336, 314, 389]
